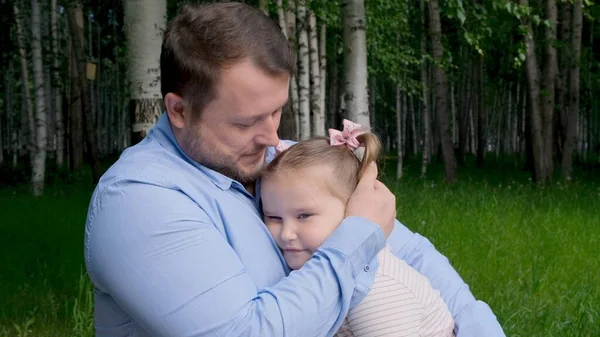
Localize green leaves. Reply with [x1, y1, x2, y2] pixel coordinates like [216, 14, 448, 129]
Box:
[365, 0, 419, 87]
[447, 0, 467, 25]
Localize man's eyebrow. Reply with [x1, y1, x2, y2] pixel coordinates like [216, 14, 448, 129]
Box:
[237, 101, 288, 122]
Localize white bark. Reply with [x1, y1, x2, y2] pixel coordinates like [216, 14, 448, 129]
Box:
[124, 0, 166, 136]
[341, 0, 369, 127]
[319, 23, 327, 128]
[31, 0, 47, 196]
[296, 0, 311, 140]
[308, 10, 324, 136]
[276, 0, 287, 39]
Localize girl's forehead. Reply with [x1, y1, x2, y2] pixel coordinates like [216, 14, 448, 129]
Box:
[267, 166, 352, 203]
[268, 165, 335, 184]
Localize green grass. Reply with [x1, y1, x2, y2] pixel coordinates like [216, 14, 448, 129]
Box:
[0, 169, 95, 337]
[0, 157, 599, 336]
[385, 157, 600, 337]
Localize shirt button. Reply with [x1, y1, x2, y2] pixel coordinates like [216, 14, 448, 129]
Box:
[364, 265, 371, 272]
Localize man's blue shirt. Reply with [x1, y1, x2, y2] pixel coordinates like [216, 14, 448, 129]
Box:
[85, 113, 504, 336]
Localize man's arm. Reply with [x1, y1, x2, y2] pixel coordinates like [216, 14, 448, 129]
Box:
[86, 180, 385, 337]
[387, 221, 505, 337]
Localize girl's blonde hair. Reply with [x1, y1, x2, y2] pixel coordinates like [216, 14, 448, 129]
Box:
[264, 132, 382, 201]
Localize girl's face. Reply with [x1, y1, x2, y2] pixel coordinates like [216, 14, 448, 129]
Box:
[261, 166, 347, 269]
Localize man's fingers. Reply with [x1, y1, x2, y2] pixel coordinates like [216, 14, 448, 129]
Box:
[357, 162, 378, 190]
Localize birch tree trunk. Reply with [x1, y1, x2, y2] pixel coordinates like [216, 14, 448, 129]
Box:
[561, 0, 582, 181]
[319, 23, 327, 127]
[429, 0, 456, 182]
[14, 2, 36, 155]
[51, 0, 64, 169]
[285, 0, 300, 139]
[542, 0, 557, 178]
[67, 0, 102, 182]
[308, 10, 324, 136]
[420, 0, 430, 178]
[124, 0, 167, 145]
[341, 0, 370, 127]
[31, 0, 48, 196]
[520, 0, 546, 182]
[296, 0, 311, 140]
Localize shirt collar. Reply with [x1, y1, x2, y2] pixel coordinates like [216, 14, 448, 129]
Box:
[149, 112, 281, 194]
[150, 112, 235, 191]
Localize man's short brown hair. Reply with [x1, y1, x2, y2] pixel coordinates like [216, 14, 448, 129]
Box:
[160, 2, 295, 119]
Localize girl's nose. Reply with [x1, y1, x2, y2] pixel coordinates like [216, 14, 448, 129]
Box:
[280, 223, 297, 242]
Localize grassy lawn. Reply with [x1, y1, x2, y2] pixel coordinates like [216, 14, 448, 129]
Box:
[0, 158, 599, 336]
[0, 170, 95, 337]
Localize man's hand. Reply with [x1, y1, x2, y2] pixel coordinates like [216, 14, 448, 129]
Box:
[345, 162, 396, 238]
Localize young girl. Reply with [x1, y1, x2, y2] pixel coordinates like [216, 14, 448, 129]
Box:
[261, 119, 455, 337]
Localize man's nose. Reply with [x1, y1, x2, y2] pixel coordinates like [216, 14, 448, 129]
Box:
[257, 114, 280, 147]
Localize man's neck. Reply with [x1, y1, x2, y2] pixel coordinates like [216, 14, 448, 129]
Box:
[244, 182, 255, 196]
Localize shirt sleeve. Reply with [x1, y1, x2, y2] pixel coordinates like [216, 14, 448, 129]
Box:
[85, 179, 385, 337]
[386, 220, 506, 337]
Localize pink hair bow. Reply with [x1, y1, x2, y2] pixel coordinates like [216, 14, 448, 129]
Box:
[328, 119, 367, 150]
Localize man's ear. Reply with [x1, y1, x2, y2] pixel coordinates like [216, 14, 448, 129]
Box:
[164, 93, 186, 130]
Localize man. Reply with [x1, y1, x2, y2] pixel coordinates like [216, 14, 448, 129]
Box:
[85, 3, 505, 336]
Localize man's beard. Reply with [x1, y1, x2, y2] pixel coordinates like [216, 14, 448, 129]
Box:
[180, 126, 266, 185]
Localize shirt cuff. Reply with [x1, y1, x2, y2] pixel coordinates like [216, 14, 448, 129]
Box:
[319, 216, 386, 301]
[454, 300, 506, 337]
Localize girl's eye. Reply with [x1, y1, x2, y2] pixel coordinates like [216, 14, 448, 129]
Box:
[297, 213, 312, 220]
[267, 216, 282, 222]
